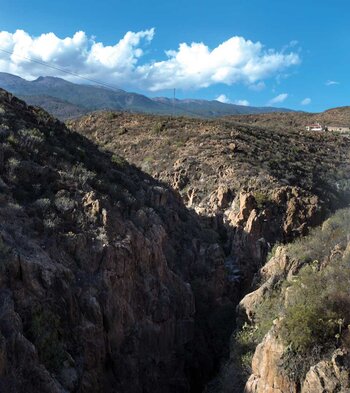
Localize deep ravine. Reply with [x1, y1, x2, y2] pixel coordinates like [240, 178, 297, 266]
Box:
[1, 91, 350, 392]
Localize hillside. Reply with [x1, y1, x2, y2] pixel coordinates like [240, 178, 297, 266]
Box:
[226, 106, 350, 130]
[68, 111, 350, 283]
[68, 111, 350, 208]
[223, 208, 350, 393]
[0, 89, 243, 392]
[68, 109, 350, 393]
[0, 72, 293, 120]
[19, 95, 89, 119]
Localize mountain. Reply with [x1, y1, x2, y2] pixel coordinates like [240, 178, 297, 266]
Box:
[0, 72, 293, 119]
[152, 96, 293, 117]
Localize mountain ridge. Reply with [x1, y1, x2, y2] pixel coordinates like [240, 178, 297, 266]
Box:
[0, 72, 294, 119]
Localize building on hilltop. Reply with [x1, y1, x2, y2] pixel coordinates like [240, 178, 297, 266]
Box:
[306, 123, 324, 131]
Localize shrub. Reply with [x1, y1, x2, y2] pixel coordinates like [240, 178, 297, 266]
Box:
[29, 309, 66, 371]
[18, 128, 45, 148]
[232, 324, 259, 377]
[151, 121, 167, 135]
[55, 196, 75, 213]
[239, 209, 350, 382]
[111, 154, 127, 167]
[253, 191, 269, 209]
[266, 243, 280, 262]
[0, 236, 9, 260]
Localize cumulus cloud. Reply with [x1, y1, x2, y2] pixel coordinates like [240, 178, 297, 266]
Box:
[301, 97, 311, 105]
[0, 29, 301, 91]
[325, 80, 339, 86]
[215, 94, 231, 103]
[268, 93, 288, 106]
[0, 29, 154, 83]
[235, 99, 250, 106]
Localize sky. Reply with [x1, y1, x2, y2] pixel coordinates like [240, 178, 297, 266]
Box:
[0, 0, 348, 112]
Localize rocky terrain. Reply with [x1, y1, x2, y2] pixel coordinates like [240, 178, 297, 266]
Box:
[0, 89, 242, 392]
[231, 208, 350, 393]
[67, 109, 350, 392]
[226, 106, 350, 130]
[68, 110, 350, 281]
[1, 91, 350, 393]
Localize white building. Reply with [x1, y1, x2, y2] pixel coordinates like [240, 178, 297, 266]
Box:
[306, 123, 324, 131]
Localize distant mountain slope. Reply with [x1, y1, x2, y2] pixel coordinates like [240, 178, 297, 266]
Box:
[19, 94, 89, 119]
[153, 97, 293, 117]
[0, 72, 293, 119]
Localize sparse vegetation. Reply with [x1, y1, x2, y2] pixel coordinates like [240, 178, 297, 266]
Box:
[68, 110, 350, 213]
[234, 209, 350, 383]
[111, 153, 127, 167]
[253, 191, 270, 209]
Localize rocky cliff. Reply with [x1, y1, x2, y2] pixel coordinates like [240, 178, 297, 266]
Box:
[0, 89, 237, 392]
[2, 95, 350, 393]
[68, 111, 350, 284]
[237, 209, 350, 393]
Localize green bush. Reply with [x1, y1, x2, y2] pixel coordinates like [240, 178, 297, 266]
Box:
[253, 191, 270, 209]
[111, 154, 127, 167]
[286, 208, 350, 264]
[280, 258, 350, 353]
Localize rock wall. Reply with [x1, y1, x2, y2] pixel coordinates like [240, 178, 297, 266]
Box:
[240, 230, 350, 393]
[0, 90, 234, 393]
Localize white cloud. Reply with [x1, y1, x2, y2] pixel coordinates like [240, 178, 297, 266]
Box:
[268, 93, 288, 106]
[301, 97, 311, 105]
[325, 80, 339, 86]
[0, 29, 301, 92]
[235, 99, 250, 106]
[215, 94, 231, 103]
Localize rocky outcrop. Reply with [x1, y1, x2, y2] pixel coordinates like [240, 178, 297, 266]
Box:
[0, 90, 234, 393]
[239, 214, 350, 393]
[245, 324, 297, 393]
[68, 110, 350, 295]
[221, 187, 324, 286]
[67, 110, 350, 393]
[245, 336, 350, 393]
[302, 349, 350, 393]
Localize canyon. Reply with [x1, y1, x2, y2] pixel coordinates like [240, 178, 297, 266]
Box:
[0, 91, 350, 392]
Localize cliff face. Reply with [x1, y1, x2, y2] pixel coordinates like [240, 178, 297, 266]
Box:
[0, 90, 232, 393]
[67, 110, 350, 393]
[238, 210, 350, 393]
[2, 93, 350, 393]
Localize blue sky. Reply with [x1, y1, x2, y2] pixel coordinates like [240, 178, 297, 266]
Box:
[0, 0, 348, 111]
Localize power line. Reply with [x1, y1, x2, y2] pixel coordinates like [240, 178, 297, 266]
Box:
[0, 47, 123, 92]
[0, 47, 208, 119]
